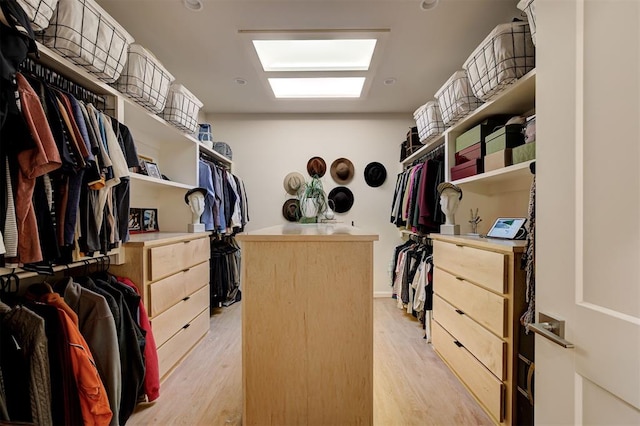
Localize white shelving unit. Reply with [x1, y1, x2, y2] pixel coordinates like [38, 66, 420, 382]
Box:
[403, 69, 536, 234]
[34, 41, 233, 233]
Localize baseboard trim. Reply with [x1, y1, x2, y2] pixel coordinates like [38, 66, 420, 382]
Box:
[374, 291, 393, 298]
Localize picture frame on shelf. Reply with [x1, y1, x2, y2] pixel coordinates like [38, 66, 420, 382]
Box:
[129, 208, 160, 234]
[135, 154, 155, 175]
[145, 162, 162, 179]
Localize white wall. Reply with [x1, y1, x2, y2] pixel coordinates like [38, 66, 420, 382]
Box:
[206, 113, 413, 296]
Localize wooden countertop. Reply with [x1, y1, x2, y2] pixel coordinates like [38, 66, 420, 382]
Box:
[429, 233, 527, 253]
[124, 232, 211, 247]
[236, 224, 379, 242]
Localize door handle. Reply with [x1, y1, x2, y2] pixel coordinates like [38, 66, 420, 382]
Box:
[527, 313, 575, 348]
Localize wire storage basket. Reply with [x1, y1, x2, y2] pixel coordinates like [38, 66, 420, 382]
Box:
[160, 83, 203, 134]
[434, 70, 484, 126]
[41, 0, 134, 83]
[413, 101, 446, 143]
[17, 0, 58, 31]
[517, 0, 536, 46]
[114, 44, 175, 113]
[463, 21, 535, 101]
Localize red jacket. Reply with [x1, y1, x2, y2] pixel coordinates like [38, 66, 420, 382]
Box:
[117, 276, 160, 401]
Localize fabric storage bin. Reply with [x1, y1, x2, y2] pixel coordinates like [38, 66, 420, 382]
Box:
[435, 70, 484, 126]
[451, 158, 483, 181]
[42, 0, 134, 83]
[512, 142, 536, 164]
[455, 142, 484, 166]
[517, 0, 537, 46]
[114, 44, 175, 113]
[484, 149, 513, 172]
[455, 116, 509, 152]
[413, 101, 446, 143]
[198, 124, 214, 148]
[17, 0, 58, 31]
[160, 83, 203, 133]
[463, 21, 535, 101]
[485, 124, 525, 154]
[213, 142, 232, 160]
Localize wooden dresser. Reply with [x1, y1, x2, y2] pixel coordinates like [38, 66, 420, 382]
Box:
[430, 234, 526, 425]
[110, 232, 211, 380]
[236, 224, 379, 426]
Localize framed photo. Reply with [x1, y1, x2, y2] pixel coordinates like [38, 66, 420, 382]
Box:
[145, 162, 162, 179]
[135, 154, 155, 175]
[129, 208, 159, 234]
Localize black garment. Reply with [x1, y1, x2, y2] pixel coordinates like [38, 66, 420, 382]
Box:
[112, 120, 140, 169]
[209, 237, 241, 308]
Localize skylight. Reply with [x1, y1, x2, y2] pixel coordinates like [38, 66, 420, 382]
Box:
[253, 39, 377, 72]
[268, 77, 366, 98]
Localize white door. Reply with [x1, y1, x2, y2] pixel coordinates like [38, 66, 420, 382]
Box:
[536, 0, 640, 424]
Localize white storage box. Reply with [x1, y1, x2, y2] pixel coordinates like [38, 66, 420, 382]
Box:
[517, 0, 536, 46]
[114, 44, 175, 113]
[434, 70, 484, 126]
[463, 21, 535, 101]
[42, 0, 134, 83]
[17, 0, 58, 31]
[413, 101, 446, 143]
[160, 83, 203, 133]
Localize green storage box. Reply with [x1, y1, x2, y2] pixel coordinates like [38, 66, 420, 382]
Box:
[512, 141, 536, 164]
[455, 116, 511, 152]
[485, 124, 525, 155]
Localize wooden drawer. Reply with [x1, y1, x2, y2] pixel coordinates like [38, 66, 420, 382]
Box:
[151, 285, 209, 347]
[432, 321, 504, 423]
[149, 237, 210, 281]
[157, 307, 209, 378]
[149, 261, 209, 317]
[433, 240, 506, 293]
[434, 267, 506, 337]
[433, 295, 506, 379]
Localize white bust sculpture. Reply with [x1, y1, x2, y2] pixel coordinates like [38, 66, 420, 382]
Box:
[437, 182, 463, 235]
[185, 187, 207, 232]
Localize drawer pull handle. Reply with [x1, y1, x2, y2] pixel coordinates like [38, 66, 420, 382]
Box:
[184, 240, 191, 244]
[455, 276, 464, 281]
[455, 244, 464, 247]
[455, 309, 464, 315]
[182, 296, 190, 301]
[183, 323, 190, 329]
[453, 340, 464, 348]
[526, 362, 535, 405]
[182, 268, 190, 273]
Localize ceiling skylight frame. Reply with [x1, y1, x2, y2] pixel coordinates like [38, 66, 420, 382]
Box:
[239, 28, 390, 100]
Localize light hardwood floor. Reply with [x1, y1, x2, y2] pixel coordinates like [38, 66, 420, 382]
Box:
[129, 298, 493, 425]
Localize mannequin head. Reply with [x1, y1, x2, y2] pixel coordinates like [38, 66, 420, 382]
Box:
[437, 182, 463, 226]
[184, 187, 207, 225]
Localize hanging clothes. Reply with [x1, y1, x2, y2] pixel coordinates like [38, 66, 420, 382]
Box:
[209, 236, 242, 308]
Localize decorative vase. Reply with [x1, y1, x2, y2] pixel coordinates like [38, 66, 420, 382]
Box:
[300, 198, 319, 219]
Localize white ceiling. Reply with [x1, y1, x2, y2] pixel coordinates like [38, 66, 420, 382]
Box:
[96, 0, 524, 115]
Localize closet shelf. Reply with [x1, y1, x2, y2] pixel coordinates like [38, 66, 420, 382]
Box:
[452, 160, 534, 195]
[130, 173, 194, 190]
[402, 134, 445, 165]
[199, 142, 233, 166]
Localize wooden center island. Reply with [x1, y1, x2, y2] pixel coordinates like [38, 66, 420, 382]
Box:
[236, 223, 379, 425]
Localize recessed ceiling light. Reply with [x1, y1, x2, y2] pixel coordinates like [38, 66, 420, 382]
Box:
[268, 77, 366, 98]
[234, 78, 248, 85]
[383, 78, 396, 86]
[183, 0, 203, 12]
[253, 39, 377, 72]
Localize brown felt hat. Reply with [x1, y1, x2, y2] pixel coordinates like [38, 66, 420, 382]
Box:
[306, 156, 327, 178]
[330, 158, 355, 184]
[282, 198, 300, 222]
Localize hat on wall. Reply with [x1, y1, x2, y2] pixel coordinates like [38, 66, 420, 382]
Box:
[330, 158, 355, 184]
[283, 172, 305, 195]
[282, 198, 301, 222]
[437, 182, 463, 200]
[364, 162, 387, 187]
[184, 187, 207, 204]
[307, 156, 327, 178]
[328, 186, 354, 213]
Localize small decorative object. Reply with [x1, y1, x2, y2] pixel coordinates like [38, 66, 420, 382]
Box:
[330, 158, 355, 184]
[129, 208, 159, 234]
[145, 161, 162, 179]
[306, 156, 327, 178]
[184, 187, 207, 232]
[437, 182, 463, 235]
[136, 154, 154, 175]
[469, 208, 482, 235]
[297, 176, 327, 220]
[323, 199, 336, 220]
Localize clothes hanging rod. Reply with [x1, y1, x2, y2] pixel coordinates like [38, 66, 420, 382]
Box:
[0, 254, 113, 280]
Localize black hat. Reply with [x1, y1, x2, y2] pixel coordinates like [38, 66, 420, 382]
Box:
[328, 186, 354, 213]
[307, 156, 327, 178]
[364, 162, 387, 187]
[184, 187, 207, 204]
[282, 198, 301, 222]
